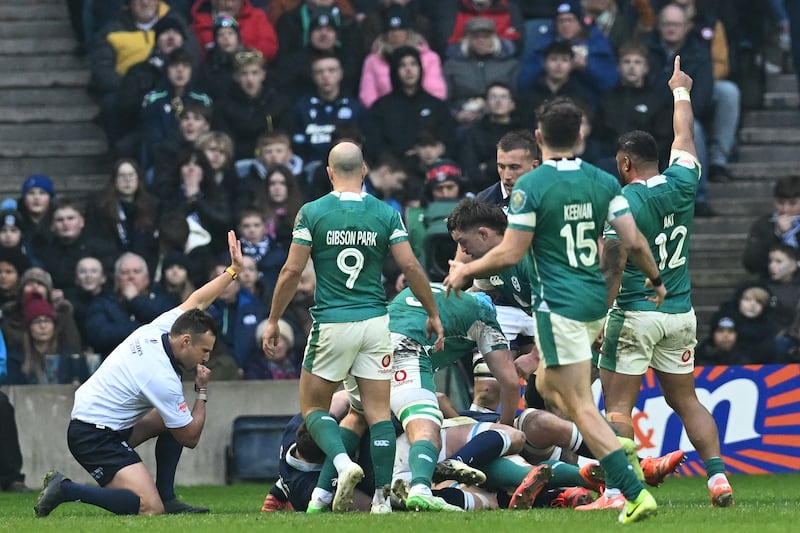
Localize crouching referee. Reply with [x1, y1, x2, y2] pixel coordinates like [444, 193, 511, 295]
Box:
[34, 230, 243, 517]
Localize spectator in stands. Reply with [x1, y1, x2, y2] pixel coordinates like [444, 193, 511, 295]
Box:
[237, 131, 304, 207]
[235, 252, 262, 299]
[581, 0, 656, 53]
[408, 129, 447, 182]
[195, 131, 240, 213]
[112, 14, 191, 156]
[714, 284, 778, 364]
[362, 152, 409, 213]
[252, 167, 304, 248]
[516, 0, 562, 62]
[358, 0, 436, 59]
[422, 159, 467, 205]
[206, 260, 266, 368]
[443, 17, 519, 128]
[765, 243, 800, 330]
[140, 47, 213, 170]
[0, 248, 31, 307]
[1, 267, 82, 356]
[365, 46, 455, 164]
[158, 251, 195, 303]
[281, 258, 316, 351]
[290, 52, 367, 174]
[516, 40, 595, 130]
[198, 15, 243, 100]
[150, 100, 213, 197]
[17, 175, 55, 254]
[0, 336, 32, 491]
[246, 319, 300, 379]
[677, 0, 741, 184]
[742, 175, 800, 278]
[158, 148, 232, 254]
[644, 2, 715, 216]
[236, 208, 289, 296]
[439, 0, 524, 58]
[83, 252, 174, 358]
[275, 0, 359, 62]
[359, 4, 447, 108]
[63, 256, 108, 353]
[152, 212, 214, 288]
[5, 293, 88, 385]
[273, 6, 361, 97]
[85, 159, 158, 262]
[695, 315, 747, 366]
[460, 82, 524, 192]
[191, 0, 278, 62]
[518, 1, 619, 101]
[33, 198, 117, 294]
[213, 49, 294, 161]
[0, 209, 35, 266]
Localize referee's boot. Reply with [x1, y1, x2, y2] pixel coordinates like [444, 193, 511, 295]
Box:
[163, 497, 210, 514]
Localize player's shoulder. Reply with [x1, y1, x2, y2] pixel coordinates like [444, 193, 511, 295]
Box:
[665, 150, 701, 178]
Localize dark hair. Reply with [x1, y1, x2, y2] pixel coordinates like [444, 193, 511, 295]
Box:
[158, 212, 190, 250]
[295, 422, 326, 464]
[179, 99, 213, 124]
[497, 129, 539, 160]
[176, 148, 217, 196]
[415, 129, 444, 148]
[310, 50, 341, 67]
[773, 175, 800, 200]
[52, 196, 85, 217]
[447, 198, 508, 235]
[485, 81, 515, 101]
[543, 40, 574, 59]
[617, 41, 648, 63]
[389, 45, 422, 91]
[535, 97, 582, 150]
[617, 130, 659, 164]
[165, 46, 194, 68]
[98, 158, 156, 233]
[768, 242, 800, 262]
[254, 165, 303, 228]
[331, 123, 365, 147]
[170, 308, 218, 338]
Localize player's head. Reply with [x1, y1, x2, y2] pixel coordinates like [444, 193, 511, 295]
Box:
[447, 198, 507, 259]
[534, 97, 582, 152]
[327, 141, 366, 187]
[616, 130, 659, 181]
[170, 308, 218, 369]
[295, 422, 326, 463]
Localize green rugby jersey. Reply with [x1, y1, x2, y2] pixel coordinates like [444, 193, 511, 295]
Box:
[604, 150, 700, 313]
[473, 253, 535, 315]
[292, 191, 408, 322]
[507, 158, 630, 321]
[388, 283, 508, 371]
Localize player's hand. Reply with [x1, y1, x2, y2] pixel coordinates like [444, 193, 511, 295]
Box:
[195, 364, 211, 388]
[514, 349, 539, 378]
[262, 319, 281, 358]
[227, 230, 243, 274]
[592, 329, 605, 353]
[443, 260, 467, 296]
[426, 315, 445, 352]
[644, 279, 668, 308]
[668, 55, 693, 92]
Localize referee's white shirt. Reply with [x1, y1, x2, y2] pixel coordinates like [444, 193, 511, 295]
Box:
[71, 308, 193, 431]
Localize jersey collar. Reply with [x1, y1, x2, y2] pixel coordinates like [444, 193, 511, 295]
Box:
[161, 333, 183, 379]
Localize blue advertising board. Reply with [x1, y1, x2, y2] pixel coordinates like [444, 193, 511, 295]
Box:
[593, 364, 800, 475]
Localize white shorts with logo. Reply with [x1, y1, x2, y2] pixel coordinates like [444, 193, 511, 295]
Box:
[495, 305, 535, 340]
[534, 310, 605, 368]
[600, 308, 697, 375]
[302, 314, 394, 382]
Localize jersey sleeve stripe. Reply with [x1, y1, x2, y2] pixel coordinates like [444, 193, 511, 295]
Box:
[606, 195, 630, 222]
[507, 212, 536, 230]
[293, 227, 312, 244]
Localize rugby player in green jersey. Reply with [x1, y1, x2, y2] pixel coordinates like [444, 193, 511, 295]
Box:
[598, 55, 734, 508]
[444, 94, 666, 524]
[262, 142, 444, 514]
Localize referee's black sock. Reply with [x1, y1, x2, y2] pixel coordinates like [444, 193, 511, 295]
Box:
[155, 432, 182, 501]
[61, 481, 140, 515]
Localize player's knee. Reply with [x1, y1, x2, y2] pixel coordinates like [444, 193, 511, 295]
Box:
[505, 427, 526, 454]
[139, 495, 164, 515]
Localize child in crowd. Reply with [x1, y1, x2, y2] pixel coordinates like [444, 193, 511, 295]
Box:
[63, 256, 108, 355]
[245, 319, 300, 380]
[695, 316, 748, 366]
[158, 251, 195, 303]
[237, 209, 288, 299]
[238, 131, 304, 208]
[253, 165, 303, 248]
[200, 15, 244, 99]
[17, 175, 55, 252]
[716, 284, 778, 364]
[0, 247, 30, 307]
[195, 131, 239, 212]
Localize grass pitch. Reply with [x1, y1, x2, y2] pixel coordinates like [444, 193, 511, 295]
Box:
[2, 473, 798, 532]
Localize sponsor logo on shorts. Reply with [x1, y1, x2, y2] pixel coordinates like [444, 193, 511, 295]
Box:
[394, 370, 407, 383]
[678, 349, 693, 367]
[381, 354, 392, 368]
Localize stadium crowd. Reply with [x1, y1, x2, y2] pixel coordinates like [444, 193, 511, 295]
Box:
[0, 0, 793, 521]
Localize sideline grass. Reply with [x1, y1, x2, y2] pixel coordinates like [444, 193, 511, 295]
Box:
[2, 473, 798, 532]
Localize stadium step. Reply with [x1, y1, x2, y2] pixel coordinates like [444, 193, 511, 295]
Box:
[741, 109, 800, 128]
[0, 87, 94, 106]
[0, 174, 108, 202]
[0, 37, 76, 55]
[0, 122, 104, 141]
[0, 138, 107, 158]
[739, 127, 800, 144]
[0, 104, 98, 123]
[738, 144, 800, 163]
[0, 54, 86, 72]
[0, 156, 108, 178]
[763, 91, 799, 109]
[0, 70, 90, 89]
[766, 73, 797, 93]
[727, 161, 799, 180]
[0, 4, 69, 20]
[0, 19, 73, 38]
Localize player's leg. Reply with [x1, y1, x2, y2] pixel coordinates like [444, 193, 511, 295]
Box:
[534, 312, 655, 523]
[445, 421, 523, 470]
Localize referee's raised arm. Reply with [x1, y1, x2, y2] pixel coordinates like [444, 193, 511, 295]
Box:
[179, 230, 244, 311]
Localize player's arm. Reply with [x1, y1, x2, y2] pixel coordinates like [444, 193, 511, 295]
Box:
[445, 228, 532, 294]
[262, 243, 312, 356]
[668, 55, 697, 158]
[169, 365, 211, 448]
[391, 240, 444, 350]
[180, 231, 244, 311]
[609, 213, 666, 307]
[599, 237, 627, 308]
[483, 348, 519, 426]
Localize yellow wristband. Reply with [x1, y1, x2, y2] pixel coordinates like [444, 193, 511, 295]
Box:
[225, 267, 238, 280]
[673, 87, 691, 102]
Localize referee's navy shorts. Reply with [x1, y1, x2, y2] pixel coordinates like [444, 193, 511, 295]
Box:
[68, 419, 141, 486]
